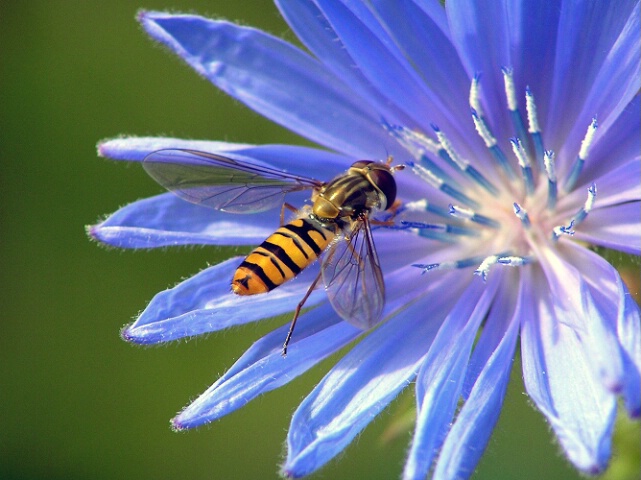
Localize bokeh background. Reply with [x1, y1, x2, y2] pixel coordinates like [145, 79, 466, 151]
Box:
[1, 2, 639, 479]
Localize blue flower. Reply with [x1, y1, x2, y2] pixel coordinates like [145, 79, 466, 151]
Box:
[90, 1, 641, 478]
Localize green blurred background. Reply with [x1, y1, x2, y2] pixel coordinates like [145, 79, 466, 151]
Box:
[1, 2, 639, 479]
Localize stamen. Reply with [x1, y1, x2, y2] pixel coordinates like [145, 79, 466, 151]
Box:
[414, 256, 485, 274]
[502, 67, 530, 153]
[544, 150, 558, 210]
[398, 220, 478, 237]
[471, 109, 516, 179]
[475, 253, 528, 281]
[449, 204, 500, 229]
[402, 199, 451, 218]
[510, 138, 535, 195]
[552, 220, 575, 241]
[475, 255, 500, 282]
[407, 161, 479, 208]
[497, 255, 533, 267]
[564, 117, 598, 192]
[469, 73, 484, 117]
[513, 202, 531, 228]
[525, 86, 545, 170]
[382, 122, 458, 185]
[432, 125, 499, 195]
[571, 183, 597, 225]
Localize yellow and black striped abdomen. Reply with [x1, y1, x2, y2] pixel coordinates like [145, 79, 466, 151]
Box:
[232, 217, 335, 295]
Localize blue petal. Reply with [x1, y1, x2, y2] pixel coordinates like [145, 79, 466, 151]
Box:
[432, 273, 520, 480]
[561, 242, 641, 416]
[98, 137, 353, 179]
[520, 266, 617, 474]
[403, 274, 500, 480]
[122, 258, 324, 344]
[371, 0, 492, 162]
[90, 192, 278, 248]
[564, 156, 640, 209]
[547, 1, 640, 158]
[562, 3, 640, 165]
[371, 0, 469, 116]
[173, 303, 361, 429]
[462, 268, 519, 397]
[586, 95, 640, 183]
[575, 201, 641, 255]
[618, 280, 641, 417]
[139, 12, 396, 159]
[312, 0, 472, 145]
[275, 0, 417, 130]
[283, 274, 465, 477]
[540, 244, 629, 393]
[446, 0, 518, 142]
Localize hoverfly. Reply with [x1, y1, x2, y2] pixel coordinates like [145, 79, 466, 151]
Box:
[143, 149, 403, 355]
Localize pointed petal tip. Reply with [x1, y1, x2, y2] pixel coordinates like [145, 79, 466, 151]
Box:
[136, 9, 148, 23]
[85, 223, 120, 249]
[279, 465, 301, 479]
[96, 140, 110, 158]
[96, 138, 128, 160]
[85, 223, 99, 241]
[170, 415, 188, 432]
[120, 323, 153, 345]
[584, 463, 606, 476]
[137, 9, 164, 26]
[172, 409, 211, 431]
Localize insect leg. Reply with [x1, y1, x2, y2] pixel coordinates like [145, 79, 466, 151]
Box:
[280, 203, 298, 226]
[282, 271, 322, 357]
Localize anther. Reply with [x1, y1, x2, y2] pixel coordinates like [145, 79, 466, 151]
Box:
[571, 183, 597, 225]
[475, 255, 500, 282]
[502, 67, 530, 154]
[449, 204, 500, 228]
[544, 150, 558, 210]
[399, 220, 478, 237]
[510, 138, 535, 195]
[552, 220, 575, 240]
[497, 255, 532, 267]
[469, 73, 484, 117]
[513, 202, 531, 228]
[525, 86, 545, 170]
[408, 161, 479, 209]
[471, 108, 516, 179]
[414, 256, 485, 274]
[564, 117, 598, 192]
[433, 124, 498, 195]
[383, 122, 457, 185]
[402, 199, 451, 218]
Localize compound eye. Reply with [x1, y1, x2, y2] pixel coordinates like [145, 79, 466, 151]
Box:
[368, 169, 396, 209]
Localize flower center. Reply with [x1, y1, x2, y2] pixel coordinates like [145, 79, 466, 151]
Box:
[385, 68, 599, 280]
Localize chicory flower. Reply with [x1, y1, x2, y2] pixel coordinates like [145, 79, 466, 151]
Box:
[90, 1, 641, 478]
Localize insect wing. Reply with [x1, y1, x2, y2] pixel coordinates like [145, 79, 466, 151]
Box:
[322, 217, 385, 329]
[143, 149, 322, 213]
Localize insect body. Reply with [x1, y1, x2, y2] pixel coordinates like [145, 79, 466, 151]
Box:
[143, 149, 402, 355]
[231, 217, 336, 295]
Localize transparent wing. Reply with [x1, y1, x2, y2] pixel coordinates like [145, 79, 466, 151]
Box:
[143, 149, 322, 213]
[321, 216, 385, 329]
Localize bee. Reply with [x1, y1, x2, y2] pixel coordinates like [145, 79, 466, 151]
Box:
[143, 149, 403, 355]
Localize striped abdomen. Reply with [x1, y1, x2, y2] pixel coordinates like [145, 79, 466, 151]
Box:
[232, 217, 335, 295]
